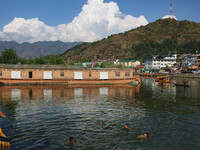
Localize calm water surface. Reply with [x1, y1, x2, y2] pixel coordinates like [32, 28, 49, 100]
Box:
[0, 78, 200, 150]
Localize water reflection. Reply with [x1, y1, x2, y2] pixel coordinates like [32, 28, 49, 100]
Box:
[0, 79, 200, 150]
[0, 85, 140, 150]
[143, 78, 176, 101]
[0, 85, 139, 103]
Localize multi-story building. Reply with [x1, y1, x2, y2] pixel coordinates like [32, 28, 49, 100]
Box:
[185, 53, 200, 66]
[145, 54, 177, 69]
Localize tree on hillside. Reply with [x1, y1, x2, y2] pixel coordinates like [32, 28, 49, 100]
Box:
[49, 55, 56, 64]
[28, 58, 36, 64]
[93, 63, 100, 68]
[116, 64, 123, 69]
[49, 55, 66, 65]
[0, 48, 19, 64]
[107, 62, 115, 68]
[162, 38, 179, 54]
[19, 57, 28, 64]
[35, 56, 46, 64]
[100, 62, 108, 68]
[69, 61, 75, 65]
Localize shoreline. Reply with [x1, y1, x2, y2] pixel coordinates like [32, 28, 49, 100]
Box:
[139, 73, 200, 79]
[166, 73, 200, 79]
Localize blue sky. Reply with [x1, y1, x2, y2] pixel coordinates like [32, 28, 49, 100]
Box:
[0, 0, 199, 43]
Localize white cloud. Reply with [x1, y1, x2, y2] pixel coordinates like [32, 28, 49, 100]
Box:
[162, 15, 177, 20]
[0, 0, 148, 43]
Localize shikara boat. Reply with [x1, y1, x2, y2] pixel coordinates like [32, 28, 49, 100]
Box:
[173, 83, 189, 87]
[155, 76, 170, 84]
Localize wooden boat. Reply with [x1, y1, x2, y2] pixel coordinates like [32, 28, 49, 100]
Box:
[0, 64, 141, 86]
[155, 76, 170, 83]
[173, 83, 189, 87]
[0, 136, 10, 148]
[141, 72, 149, 77]
[0, 128, 11, 149]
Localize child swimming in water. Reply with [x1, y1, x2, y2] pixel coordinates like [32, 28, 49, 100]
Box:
[124, 124, 131, 130]
[69, 137, 75, 145]
[137, 133, 149, 139]
[99, 121, 103, 126]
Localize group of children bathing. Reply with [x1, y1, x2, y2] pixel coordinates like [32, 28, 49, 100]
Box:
[69, 121, 149, 145]
[1, 118, 148, 148]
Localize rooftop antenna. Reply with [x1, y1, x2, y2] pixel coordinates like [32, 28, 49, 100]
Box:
[170, 0, 174, 16]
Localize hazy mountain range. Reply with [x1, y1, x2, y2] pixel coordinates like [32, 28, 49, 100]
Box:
[0, 41, 82, 58]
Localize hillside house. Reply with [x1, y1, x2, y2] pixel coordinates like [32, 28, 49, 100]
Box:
[120, 60, 136, 67]
[145, 54, 177, 69]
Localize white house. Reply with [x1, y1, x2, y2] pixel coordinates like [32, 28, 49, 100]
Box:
[145, 54, 177, 69]
[133, 61, 141, 67]
[113, 59, 120, 65]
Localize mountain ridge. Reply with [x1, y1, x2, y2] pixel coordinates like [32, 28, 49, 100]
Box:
[0, 40, 82, 58]
[61, 19, 200, 62]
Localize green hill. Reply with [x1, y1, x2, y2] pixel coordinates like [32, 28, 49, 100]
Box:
[61, 19, 200, 62]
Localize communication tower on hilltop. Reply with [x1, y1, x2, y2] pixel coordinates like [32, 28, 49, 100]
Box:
[170, 0, 174, 16]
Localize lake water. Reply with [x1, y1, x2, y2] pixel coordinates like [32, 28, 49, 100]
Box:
[0, 78, 200, 150]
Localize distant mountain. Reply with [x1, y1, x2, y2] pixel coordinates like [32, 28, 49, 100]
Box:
[0, 41, 82, 58]
[61, 19, 200, 62]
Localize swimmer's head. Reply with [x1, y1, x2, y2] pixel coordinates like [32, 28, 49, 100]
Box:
[144, 133, 149, 137]
[69, 137, 75, 144]
[124, 124, 129, 129]
[100, 121, 103, 126]
[125, 124, 129, 127]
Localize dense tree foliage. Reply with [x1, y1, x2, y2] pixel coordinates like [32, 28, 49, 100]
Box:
[129, 38, 200, 60]
[0, 48, 66, 65]
[49, 55, 66, 65]
[28, 58, 36, 64]
[18, 57, 28, 64]
[0, 48, 19, 64]
[100, 62, 108, 68]
[116, 64, 123, 68]
[93, 63, 100, 68]
[35, 56, 46, 64]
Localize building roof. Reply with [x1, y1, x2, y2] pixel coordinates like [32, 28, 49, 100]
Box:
[0, 64, 134, 70]
[0, 64, 68, 70]
[146, 54, 177, 61]
[120, 59, 136, 62]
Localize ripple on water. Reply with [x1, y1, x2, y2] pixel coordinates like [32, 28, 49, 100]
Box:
[0, 81, 200, 149]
